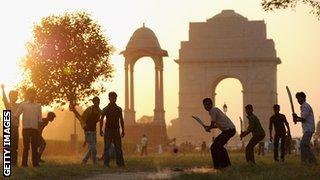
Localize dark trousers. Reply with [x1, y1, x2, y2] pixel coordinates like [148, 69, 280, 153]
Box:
[12, 126, 19, 166]
[104, 129, 124, 166]
[246, 134, 265, 164]
[22, 128, 39, 167]
[141, 146, 147, 156]
[210, 129, 236, 169]
[274, 134, 286, 161]
[300, 131, 317, 164]
[38, 135, 46, 160]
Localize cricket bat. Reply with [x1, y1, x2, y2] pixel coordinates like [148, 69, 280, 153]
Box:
[286, 86, 297, 124]
[239, 117, 243, 140]
[191, 116, 210, 132]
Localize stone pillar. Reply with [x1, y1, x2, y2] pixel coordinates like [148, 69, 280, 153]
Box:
[154, 65, 160, 123]
[124, 61, 135, 125]
[125, 62, 129, 111]
[130, 63, 135, 122]
[155, 66, 159, 110]
[154, 60, 165, 125]
[159, 66, 164, 117]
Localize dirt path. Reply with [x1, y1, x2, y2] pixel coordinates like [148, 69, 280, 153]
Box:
[84, 167, 216, 180]
[84, 171, 176, 180]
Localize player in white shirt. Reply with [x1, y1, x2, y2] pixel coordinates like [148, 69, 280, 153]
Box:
[202, 98, 236, 169]
[293, 92, 317, 165]
[15, 88, 42, 167]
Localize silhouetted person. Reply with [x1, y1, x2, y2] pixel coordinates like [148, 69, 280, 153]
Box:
[141, 134, 148, 156]
[269, 104, 291, 162]
[1, 84, 19, 166]
[201, 98, 236, 169]
[240, 104, 265, 165]
[168, 138, 178, 154]
[201, 141, 207, 155]
[71, 97, 101, 165]
[38, 112, 56, 162]
[15, 88, 41, 167]
[293, 92, 317, 165]
[100, 92, 125, 167]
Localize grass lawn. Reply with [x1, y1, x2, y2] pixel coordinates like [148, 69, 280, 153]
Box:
[4, 153, 320, 179]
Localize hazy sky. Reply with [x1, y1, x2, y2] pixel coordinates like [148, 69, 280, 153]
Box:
[0, 0, 319, 137]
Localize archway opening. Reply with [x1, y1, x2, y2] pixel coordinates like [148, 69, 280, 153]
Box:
[134, 57, 155, 123]
[214, 78, 243, 134]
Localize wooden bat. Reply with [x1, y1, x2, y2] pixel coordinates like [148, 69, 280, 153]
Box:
[192, 116, 210, 132]
[286, 86, 297, 124]
[239, 117, 243, 140]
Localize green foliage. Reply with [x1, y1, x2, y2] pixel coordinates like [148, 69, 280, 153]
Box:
[262, 0, 320, 19]
[21, 11, 114, 107]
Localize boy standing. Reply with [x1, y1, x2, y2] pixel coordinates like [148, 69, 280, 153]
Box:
[240, 104, 265, 165]
[15, 88, 42, 167]
[293, 92, 317, 165]
[100, 92, 125, 167]
[141, 134, 148, 156]
[269, 104, 291, 162]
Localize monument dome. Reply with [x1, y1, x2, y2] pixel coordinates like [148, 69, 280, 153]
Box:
[121, 24, 167, 56]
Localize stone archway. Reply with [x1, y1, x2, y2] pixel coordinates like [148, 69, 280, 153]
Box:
[176, 10, 281, 143]
[212, 77, 244, 127]
[120, 25, 168, 145]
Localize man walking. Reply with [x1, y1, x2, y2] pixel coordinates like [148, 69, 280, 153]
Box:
[293, 92, 317, 165]
[1, 84, 19, 166]
[15, 88, 42, 167]
[38, 112, 56, 162]
[100, 92, 125, 167]
[70, 97, 101, 165]
[200, 98, 236, 169]
[240, 104, 265, 165]
[269, 104, 291, 162]
[141, 134, 148, 156]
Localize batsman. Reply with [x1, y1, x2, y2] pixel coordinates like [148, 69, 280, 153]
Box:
[193, 98, 236, 169]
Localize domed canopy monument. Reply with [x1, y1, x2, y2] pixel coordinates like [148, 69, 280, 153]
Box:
[121, 24, 168, 145]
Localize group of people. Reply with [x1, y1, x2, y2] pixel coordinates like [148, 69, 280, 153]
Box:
[198, 91, 317, 170]
[2, 83, 318, 169]
[1, 85, 56, 167]
[69, 92, 125, 167]
[2, 84, 125, 168]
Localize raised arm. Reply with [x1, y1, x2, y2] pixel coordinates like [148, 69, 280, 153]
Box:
[1, 84, 9, 109]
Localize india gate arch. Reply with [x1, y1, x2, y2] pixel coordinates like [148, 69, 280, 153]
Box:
[120, 24, 168, 145]
[175, 10, 281, 143]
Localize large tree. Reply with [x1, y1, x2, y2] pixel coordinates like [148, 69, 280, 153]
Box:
[21, 11, 114, 107]
[262, 0, 320, 19]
